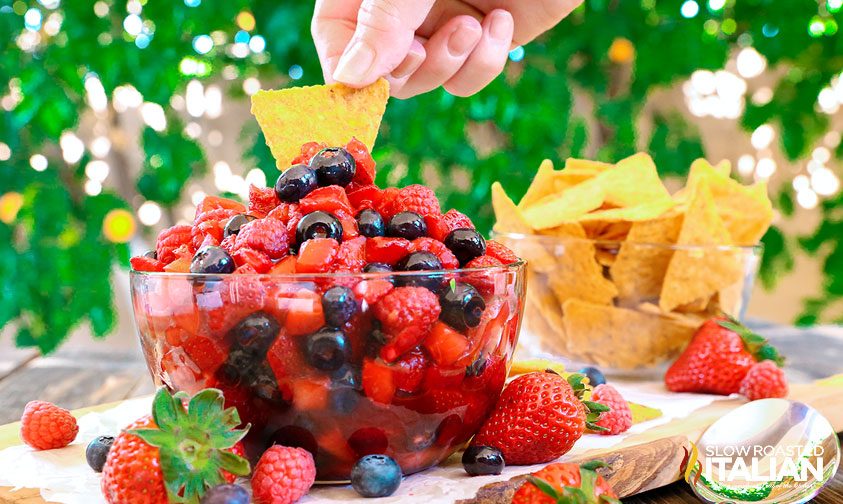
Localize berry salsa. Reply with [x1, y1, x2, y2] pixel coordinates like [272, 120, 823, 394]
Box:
[129, 139, 525, 480]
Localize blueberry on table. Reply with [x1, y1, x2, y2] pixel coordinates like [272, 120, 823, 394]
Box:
[86, 435, 114, 472]
[356, 209, 385, 238]
[275, 164, 318, 202]
[310, 147, 356, 187]
[305, 328, 350, 371]
[351, 454, 402, 498]
[200, 483, 249, 504]
[296, 210, 343, 244]
[223, 214, 255, 238]
[578, 366, 607, 386]
[190, 246, 235, 274]
[386, 211, 427, 240]
[444, 228, 486, 266]
[322, 286, 357, 328]
[462, 445, 505, 476]
[440, 282, 485, 331]
[363, 262, 392, 274]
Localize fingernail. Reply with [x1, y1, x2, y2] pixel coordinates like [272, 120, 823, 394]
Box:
[447, 24, 480, 56]
[333, 39, 376, 85]
[489, 11, 512, 42]
[391, 52, 423, 80]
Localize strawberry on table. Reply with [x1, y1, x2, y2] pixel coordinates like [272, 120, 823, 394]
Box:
[513, 461, 620, 504]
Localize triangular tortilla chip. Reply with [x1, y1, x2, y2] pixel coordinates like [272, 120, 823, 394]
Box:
[578, 198, 675, 222]
[521, 182, 606, 229]
[491, 182, 531, 234]
[659, 180, 743, 312]
[251, 79, 389, 168]
[518, 160, 557, 209]
[599, 153, 672, 208]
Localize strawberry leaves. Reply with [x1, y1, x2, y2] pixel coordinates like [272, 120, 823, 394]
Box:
[526, 462, 621, 503]
[130, 388, 251, 504]
[567, 373, 610, 432]
[717, 318, 784, 366]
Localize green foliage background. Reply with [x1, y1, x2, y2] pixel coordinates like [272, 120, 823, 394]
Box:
[1, 0, 842, 352]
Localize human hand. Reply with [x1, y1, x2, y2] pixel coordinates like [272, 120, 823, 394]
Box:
[312, 0, 582, 99]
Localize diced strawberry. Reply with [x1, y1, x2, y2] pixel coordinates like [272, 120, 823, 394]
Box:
[346, 184, 383, 210]
[164, 256, 191, 272]
[374, 287, 441, 362]
[130, 256, 165, 272]
[362, 358, 395, 404]
[410, 237, 459, 269]
[291, 141, 327, 166]
[196, 196, 246, 215]
[424, 322, 470, 366]
[291, 377, 330, 410]
[422, 364, 465, 390]
[425, 209, 474, 242]
[266, 331, 301, 383]
[181, 333, 227, 374]
[269, 255, 297, 274]
[300, 185, 353, 215]
[192, 208, 239, 250]
[266, 202, 302, 225]
[235, 218, 289, 259]
[234, 264, 259, 274]
[464, 255, 503, 295]
[283, 289, 325, 336]
[485, 240, 519, 265]
[219, 233, 237, 253]
[296, 238, 339, 273]
[200, 275, 266, 333]
[230, 247, 273, 273]
[248, 184, 280, 217]
[365, 237, 411, 265]
[346, 138, 376, 185]
[375, 187, 400, 219]
[392, 349, 428, 394]
[334, 208, 360, 241]
[353, 279, 394, 307]
[332, 236, 367, 273]
[156, 225, 193, 264]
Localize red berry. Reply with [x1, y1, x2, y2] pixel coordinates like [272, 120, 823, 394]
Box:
[156, 225, 193, 264]
[385, 185, 440, 218]
[365, 237, 412, 265]
[296, 238, 339, 273]
[251, 445, 316, 504]
[332, 236, 367, 273]
[392, 348, 428, 394]
[249, 184, 280, 217]
[130, 256, 165, 272]
[300, 185, 353, 215]
[373, 286, 441, 362]
[463, 255, 503, 295]
[231, 247, 274, 273]
[291, 141, 327, 166]
[375, 187, 400, 218]
[485, 240, 519, 264]
[590, 384, 632, 435]
[101, 416, 168, 504]
[362, 358, 396, 404]
[192, 208, 239, 249]
[346, 138, 376, 185]
[512, 462, 618, 504]
[235, 218, 289, 260]
[346, 184, 383, 210]
[409, 237, 460, 269]
[196, 196, 247, 215]
[353, 279, 394, 307]
[425, 209, 474, 242]
[739, 360, 789, 401]
[424, 322, 470, 366]
[269, 255, 298, 274]
[20, 401, 78, 450]
[282, 289, 325, 336]
[202, 275, 266, 333]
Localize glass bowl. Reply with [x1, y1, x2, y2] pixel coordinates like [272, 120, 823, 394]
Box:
[494, 232, 761, 374]
[130, 261, 525, 481]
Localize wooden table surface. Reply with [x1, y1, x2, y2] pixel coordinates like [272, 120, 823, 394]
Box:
[0, 322, 841, 503]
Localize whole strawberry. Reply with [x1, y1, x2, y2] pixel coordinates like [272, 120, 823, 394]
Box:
[20, 401, 78, 450]
[471, 372, 607, 465]
[590, 385, 632, 435]
[251, 445, 316, 504]
[739, 360, 789, 401]
[512, 461, 620, 504]
[665, 318, 783, 395]
[101, 388, 250, 504]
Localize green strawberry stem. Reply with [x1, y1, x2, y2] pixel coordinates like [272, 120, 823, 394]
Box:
[567, 374, 610, 432]
[130, 387, 251, 504]
[527, 464, 623, 504]
[717, 317, 785, 366]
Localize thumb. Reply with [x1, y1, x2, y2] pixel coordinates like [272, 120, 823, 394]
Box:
[332, 0, 436, 87]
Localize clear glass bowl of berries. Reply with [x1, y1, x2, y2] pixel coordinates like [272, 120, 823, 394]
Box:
[129, 140, 526, 481]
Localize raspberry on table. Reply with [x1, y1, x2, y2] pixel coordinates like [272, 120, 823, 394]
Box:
[20, 401, 79, 450]
[591, 384, 633, 435]
[739, 360, 789, 401]
[251, 445, 316, 504]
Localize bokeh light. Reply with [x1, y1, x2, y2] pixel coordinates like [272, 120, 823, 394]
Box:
[0, 192, 24, 224]
[102, 209, 136, 243]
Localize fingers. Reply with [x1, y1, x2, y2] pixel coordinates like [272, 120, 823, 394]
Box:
[331, 0, 437, 87]
[472, 0, 582, 45]
[392, 15, 483, 100]
[312, 0, 363, 83]
[444, 9, 513, 97]
[385, 38, 427, 97]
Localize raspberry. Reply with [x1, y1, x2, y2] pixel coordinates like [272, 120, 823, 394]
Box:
[266, 202, 302, 225]
[332, 236, 367, 273]
[386, 185, 440, 218]
[156, 225, 193, 264]
[373, 287, 441, 362]
[235, 218, 289, 259]
[201, 275, 266, 333]
[425, 209, 474, 242]
[334, 208, 360, 241]
[346, 184, 383, 210]
[346, 137, 376, 185]
[300, 185, 353, 215]
[196, 196, 246, 215]
[192, 208, 240, 250]
[375, 187, 400, 218]
[365, 237, 412, 265]
[353, 279, 394, 307]
[249, 184, 280, 217]
[20, 401, 79, 450]
[251, 445, 316, 504]
[485, 240, 519, 264]
[590, 384, 632, 435]
[130, 256, 165, 272]
[410, 237, 459, 269]
[290, 141, 327, 166]
[739, 360, 789, 401]
[464, 255, 503, 295]
[296, 238, 339, 273]
[231, 247, 273, 273]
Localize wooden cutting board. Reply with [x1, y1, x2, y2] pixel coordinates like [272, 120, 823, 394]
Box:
[1, 375, 841, 503]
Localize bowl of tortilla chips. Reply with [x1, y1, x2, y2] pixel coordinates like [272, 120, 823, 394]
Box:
[491, 154, 772, 372]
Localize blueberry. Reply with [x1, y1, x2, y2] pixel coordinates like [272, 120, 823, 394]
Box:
[578, 366, 606, 386]
[310, 147, 356, 187]
[444, 228, 486, 266]
[322, 286, 357, 328]
[305, 328, 350, 371]
[200, 484, 249, 504]
[86, 435, 114, 472]
[250, 364, 290, 406]
[350, 454, 402, 498]
[143, 250, 157, 259]
[190, 246, 235, 274]
[461, 445, 504, 476]
[363, 262, 393, 274]
[356, 209, 385, 238]
[440, 282, 486, 331]
[465, 355, 488, 378]
[386, 211, 427, 240]
[275, 164, 318, 202]
[296, 210, 343, 245]
[394, 251, 443, 291]
[231, 311, 280, 354]
[223, 214, 255, 238]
